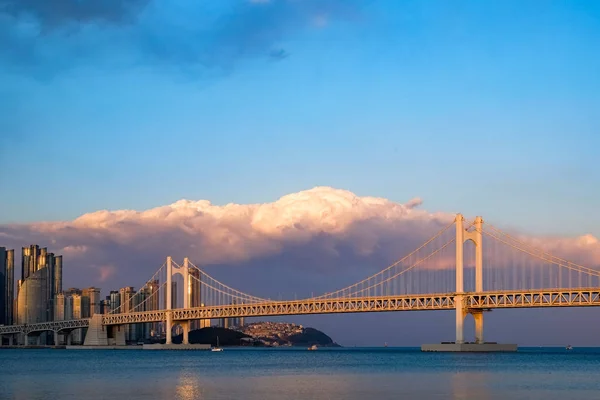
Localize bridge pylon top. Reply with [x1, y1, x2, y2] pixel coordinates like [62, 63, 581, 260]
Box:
[455, 214, 484, 225]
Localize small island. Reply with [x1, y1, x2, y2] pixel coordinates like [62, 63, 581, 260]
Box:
[167, 321, 340, 347]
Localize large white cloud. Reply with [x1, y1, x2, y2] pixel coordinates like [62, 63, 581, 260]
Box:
[1, 186, 599, 294]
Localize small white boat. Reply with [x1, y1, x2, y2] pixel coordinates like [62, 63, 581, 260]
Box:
[308, 344, 318, 351]
[566, 345, 573, 351]
[212, 336, 223, 352]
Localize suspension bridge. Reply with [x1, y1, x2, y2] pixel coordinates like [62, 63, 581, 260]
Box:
[1, 214, 599, 349]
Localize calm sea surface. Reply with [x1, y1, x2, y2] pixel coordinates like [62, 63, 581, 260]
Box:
[1, 347, 600, 400]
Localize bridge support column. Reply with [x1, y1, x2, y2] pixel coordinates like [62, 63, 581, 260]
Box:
[84, 314, 108, 346]
[181, 321, 190, 345]
[36, 335, 42, 346]
[422, 214, 517, 352]
[166, 256, 173, 345]
[455, 214, 466, 344]
[8, 335, 14, 346]
[183, 258, 190, 309]
[455, 296, 467, 344]
[111, 326, 126, 346]
[472, 311, 484, 344]
[166, 313, 173, 345]
[54, 331, 59, 346]
[454, 214, 484, 344]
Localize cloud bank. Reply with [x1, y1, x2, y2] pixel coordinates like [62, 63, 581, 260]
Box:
[1, 187, 599, 296]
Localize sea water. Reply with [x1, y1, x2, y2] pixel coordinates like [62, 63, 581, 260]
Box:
[1, 347, 599, 400]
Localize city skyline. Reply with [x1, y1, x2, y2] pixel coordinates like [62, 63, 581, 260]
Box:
[1, 0, 599, 346]
[0, 243, 239, 345]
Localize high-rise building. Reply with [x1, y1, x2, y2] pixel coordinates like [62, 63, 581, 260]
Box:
[17, 266, 50, 324]
[21, 245, 38, 281]
[17, 245, 62, 326]
[119, 287, 135, 313]
[120, 287, 136, 342]
[63, 289, 81, 320]
[54, 293, 65, 321]
[188, 269, 201, 330]
[100, 299, 111, 314]
[64, 295, 73, 319]
[109, 290, 120, 313]
[147, 280, 160, 311]
[81, 296, 91, 318]
[82, 287, 101, 316]
[53, 290, 82, 344]
[54, 256, 62, 296]
[162, 281, 178, 309]
[72, 294, 82, 319]
[0, 248, 14, 325]
[71, 294, 83, 344]
[189, 268, 201, 307]
[64, 288, 82, 297]
[134, 287, 152, 341]
[146, 280, 160, 337]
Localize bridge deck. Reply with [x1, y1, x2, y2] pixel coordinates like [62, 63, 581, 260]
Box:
[1, 288, 599, 334]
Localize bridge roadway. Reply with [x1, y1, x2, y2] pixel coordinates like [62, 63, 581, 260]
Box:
[2, 288, 600, 335]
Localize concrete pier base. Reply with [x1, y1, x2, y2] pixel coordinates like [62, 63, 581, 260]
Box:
[421, 343, 517, 352]
[66, 345, 140, 350]
[143, 344, 211, 351]
[108, 326, 126, 346]
[84, 315, 108, 346]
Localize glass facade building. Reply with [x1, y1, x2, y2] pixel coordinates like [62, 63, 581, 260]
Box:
[0, 247, 15, 325]
[16, 267, 50, 324]
[17, 245, 63, 327]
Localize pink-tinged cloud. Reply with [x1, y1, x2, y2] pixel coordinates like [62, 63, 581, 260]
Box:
[61, 245, 88, 255]
[97, 265, 117, 283]
[0, 187, 599, 295]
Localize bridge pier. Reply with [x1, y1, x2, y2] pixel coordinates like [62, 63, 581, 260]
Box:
[422, 214, 516, 352]
[83, 314, 108, 346]
[112, 326, 126, 346]
[54, 331, 59, 346]
[472, 311, 484, 344]
[163, 256, 192, 346]
[181, 321, 190, 345]
[455, 296, 467, 344]
[166, 313, 173, 345]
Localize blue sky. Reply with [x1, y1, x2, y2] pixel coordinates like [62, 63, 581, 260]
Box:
[2, 0, 599, 236]
[2, 0, 600, 346]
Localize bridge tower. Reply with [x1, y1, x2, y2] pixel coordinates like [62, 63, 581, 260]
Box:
[455, 214, 484, 344]
[165, 256, 190, 345]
